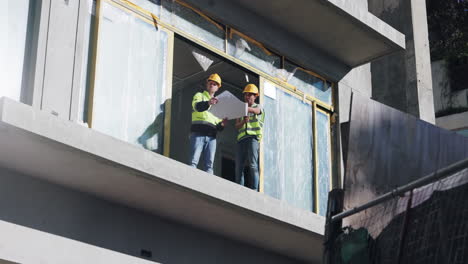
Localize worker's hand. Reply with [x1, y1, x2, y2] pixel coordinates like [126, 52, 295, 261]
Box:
[209, 97, 218, 105]
[243, 116, 250, 123]
[221, 118, 228, 126]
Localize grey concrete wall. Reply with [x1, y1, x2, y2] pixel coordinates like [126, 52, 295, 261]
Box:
[356, 0, 368, 9]
[368, 0, 435, 124]
[432, 59, 468, 115]
[0, 168, 307, 264]
[344, 93, 468, 223]
[337, 63, 372, 188]
[338, 64, 372, 123]
[0, 220, 156, 264]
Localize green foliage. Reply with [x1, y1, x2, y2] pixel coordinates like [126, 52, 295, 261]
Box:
[427, 0, 468, 61]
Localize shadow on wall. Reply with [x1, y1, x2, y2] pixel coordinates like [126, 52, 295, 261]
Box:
[137, 101, 169, 154]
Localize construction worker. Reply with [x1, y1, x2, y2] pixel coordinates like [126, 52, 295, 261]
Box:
[189, 73, 227, 174]
[235, 84, 264, 191]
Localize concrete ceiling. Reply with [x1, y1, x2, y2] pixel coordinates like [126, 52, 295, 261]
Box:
[234, 0, 404, 66]
[183, 0, 405, 81]
[173, 37, 258, 93]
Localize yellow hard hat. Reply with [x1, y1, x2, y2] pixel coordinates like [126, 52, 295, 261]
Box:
[207, 73, 222, 87]
[243, 84, 259, 95]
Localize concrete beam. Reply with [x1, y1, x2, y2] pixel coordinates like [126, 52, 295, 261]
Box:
[368, 0, 435, 124]
[0, 220, 157, 264]
[0, 97, 324, 263]
[436, 111, 468, 131]
[184, 0, 405, 81]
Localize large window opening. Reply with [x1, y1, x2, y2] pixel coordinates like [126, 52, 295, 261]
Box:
[169, 35, 259, 179]
[87, 1, 169, 153]
[83, 0, 335, 215]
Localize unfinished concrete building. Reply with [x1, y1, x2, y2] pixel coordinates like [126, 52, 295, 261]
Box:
[426, 0, 468, 137]
[0, 0, 441, 263]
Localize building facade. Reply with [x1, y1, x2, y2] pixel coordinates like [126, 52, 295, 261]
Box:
[1, 0, 407, 263]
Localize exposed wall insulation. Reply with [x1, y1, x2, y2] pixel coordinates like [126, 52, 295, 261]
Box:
[161, 0, 225, 51]
[285, 61, 332, 105]
[228, 30, 281, 77]
[130, 0, 161, 16]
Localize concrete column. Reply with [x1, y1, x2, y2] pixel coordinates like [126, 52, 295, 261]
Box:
[338, 64, 372, 123]
[40, 0, 80, 119]
[356, 0, 368, 9]
[368, 0, 435, 124]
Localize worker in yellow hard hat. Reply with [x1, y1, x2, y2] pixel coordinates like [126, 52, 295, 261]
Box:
[234, 83, 265, 191]
[189, 73, 227, 174]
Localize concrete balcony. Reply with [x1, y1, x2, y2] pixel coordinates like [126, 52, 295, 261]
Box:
[0, 97, 325, 263]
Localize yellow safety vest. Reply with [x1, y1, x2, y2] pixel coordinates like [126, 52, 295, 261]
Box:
[191, 91, 221, 128]
[237, 104, 264, 141]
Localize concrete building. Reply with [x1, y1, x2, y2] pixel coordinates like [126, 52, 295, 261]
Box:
[427, 0, 468, 136]
[433, 59, 468, 136]
[0, 0, 439, 263]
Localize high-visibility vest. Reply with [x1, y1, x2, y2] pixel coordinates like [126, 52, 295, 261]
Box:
[237, 104, 264, 141]
[191, 90, 221, 128]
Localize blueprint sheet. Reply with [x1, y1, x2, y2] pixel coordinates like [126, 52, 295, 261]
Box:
[209, 91, 247, 120]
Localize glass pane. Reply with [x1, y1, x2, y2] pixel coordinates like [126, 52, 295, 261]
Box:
[228, 31, 281, 76]
[161, 0, 225, 51]
[316, 110, 331, 216]
[1, 0, 30, 101]
[285, 61, 332, 105]
[91, 2, 168, 153]
[263, 83, 314, 211]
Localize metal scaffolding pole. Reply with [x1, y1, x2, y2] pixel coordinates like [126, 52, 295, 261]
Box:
[331, 157, 468, 223]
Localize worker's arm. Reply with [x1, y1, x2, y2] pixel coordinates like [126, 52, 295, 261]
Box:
[247, 107, 261, 115]
[216, 118, 228, 131]
[194, 101, 209, 112]
[192, 93, 218, 112]
[235, 116, 249, 130]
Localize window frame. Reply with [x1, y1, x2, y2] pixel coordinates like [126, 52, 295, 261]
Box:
[87, 0, 337, 214]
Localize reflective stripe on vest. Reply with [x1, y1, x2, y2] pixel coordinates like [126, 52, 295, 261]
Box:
[191, 90, 221, 127]
[237, 103, 264, 141]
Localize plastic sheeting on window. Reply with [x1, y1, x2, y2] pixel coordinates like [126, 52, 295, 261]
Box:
[274, 68, 297, 83]
[191, 49, 213, 71]
[161, 0, 225, 51]
[90, 2, 168, 153]
[228, 29, 281, 77]
[263, 83, 314, 212]
[316, 110, 332, 216]
[285, 61, 332, 105]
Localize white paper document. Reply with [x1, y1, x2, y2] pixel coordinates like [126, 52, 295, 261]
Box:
[209, 91, 247, 120]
